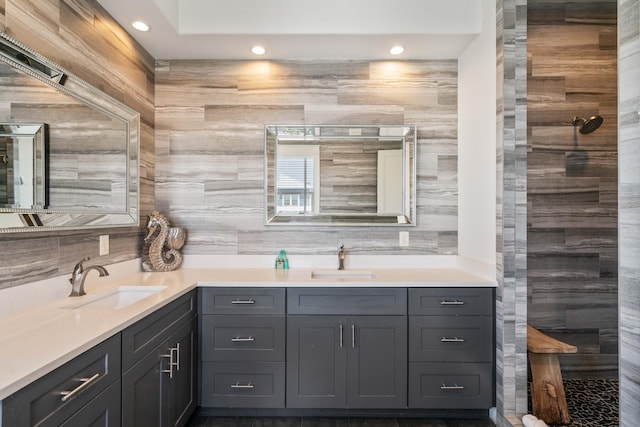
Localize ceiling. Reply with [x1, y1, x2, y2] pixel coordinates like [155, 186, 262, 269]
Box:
[96, 0, 482, 60]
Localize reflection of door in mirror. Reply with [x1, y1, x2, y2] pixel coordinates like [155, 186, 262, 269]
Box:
[276, 145, 320, 215]
[377, 149, 403, 215]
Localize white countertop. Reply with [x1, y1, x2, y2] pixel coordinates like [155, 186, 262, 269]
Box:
[0, 265, 496, 401]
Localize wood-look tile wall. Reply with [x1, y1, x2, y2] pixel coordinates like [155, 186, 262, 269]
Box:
[495, 0, 530, 423]
[155, 60, 458, 256]
[527, 0, 618, 378]
[0, 0, 154, 290]
[618, 0, 640, 423]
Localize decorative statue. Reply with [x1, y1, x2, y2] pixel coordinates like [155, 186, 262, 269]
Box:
[142, 210, 186, 272]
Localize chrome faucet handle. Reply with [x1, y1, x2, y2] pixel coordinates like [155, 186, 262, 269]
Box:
[69, 257, 88, 285]
[71, 257, 91, 276]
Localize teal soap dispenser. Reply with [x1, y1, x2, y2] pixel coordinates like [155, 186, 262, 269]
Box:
[275, 249, 289, 270]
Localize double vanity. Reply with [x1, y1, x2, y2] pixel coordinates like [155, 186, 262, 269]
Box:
[0, 266, 496, 426]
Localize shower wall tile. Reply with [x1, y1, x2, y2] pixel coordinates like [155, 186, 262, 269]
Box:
[618, 0, 640, 424]
[527, 0, 618, 378]
[155, 59, 459, 256]
[495, 0, 530, 422]
[0, 0, 153, 289]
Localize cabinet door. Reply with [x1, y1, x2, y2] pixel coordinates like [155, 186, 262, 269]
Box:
[286, 316, 347, 408]
[122, 341, 170, 427]
[347, 316, 407, 409]
[167, 317, 198, 427]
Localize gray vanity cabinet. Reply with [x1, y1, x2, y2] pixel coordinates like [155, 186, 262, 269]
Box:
[199, 287, 286, 408]
[408, 288, 494, 409]
[1, 334, 121, 427]
[286, 288, 407, 409]
[121, 291, 198, 427]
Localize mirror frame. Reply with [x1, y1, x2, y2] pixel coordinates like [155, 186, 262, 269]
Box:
[0, 33, 140, 233]
[265, 124, 417, 226]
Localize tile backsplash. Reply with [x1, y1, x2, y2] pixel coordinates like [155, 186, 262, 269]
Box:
[155, 59, 459, 257]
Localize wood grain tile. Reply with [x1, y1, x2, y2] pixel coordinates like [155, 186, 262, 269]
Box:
[528, 0, 618, 380]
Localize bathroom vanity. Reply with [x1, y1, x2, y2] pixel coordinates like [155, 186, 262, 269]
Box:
[199, 285, 494, 416]
[0, 267, 496, 425]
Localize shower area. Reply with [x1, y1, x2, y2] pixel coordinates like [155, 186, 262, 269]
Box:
[527, 0, 618, 424]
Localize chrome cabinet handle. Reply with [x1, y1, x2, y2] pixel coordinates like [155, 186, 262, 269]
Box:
[162, 347, 178, 378]
[440, 337, 465, 343]
[231, 382, 255, 389]
[175, 343, 181, 371]
[440, 300, 465, 305]
[440, 382, 465, 390]
[339, 324, 344, 348]
[231, 336, 255, 342]
[351, 324, 356, 348]
[60, 373, 100, 402]
[231, 299, 255, 305]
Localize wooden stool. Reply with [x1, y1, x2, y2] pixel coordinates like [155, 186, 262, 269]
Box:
[527, 325, 577, 425]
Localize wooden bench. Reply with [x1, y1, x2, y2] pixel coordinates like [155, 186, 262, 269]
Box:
[527, 325, 577, 425]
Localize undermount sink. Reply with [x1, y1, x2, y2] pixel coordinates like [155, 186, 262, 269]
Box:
[62, 286, 167, 310]
[311, 270, 374, 279]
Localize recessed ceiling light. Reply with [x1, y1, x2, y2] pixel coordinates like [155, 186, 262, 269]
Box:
[251, 46, 266, 55]
[390, 46, 405, 55]
[131, 20, 151, 32]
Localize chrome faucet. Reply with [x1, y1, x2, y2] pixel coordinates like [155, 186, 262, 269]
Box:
[338, 244, 345, 270]
[69, 257, 109, 297]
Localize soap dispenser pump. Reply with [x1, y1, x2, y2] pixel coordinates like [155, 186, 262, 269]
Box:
[275, 249, 289, 270]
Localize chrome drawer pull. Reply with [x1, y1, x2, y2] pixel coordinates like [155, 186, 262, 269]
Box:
[339, 324, 344, 349]
[162, 347, 178, 378]
[440, 300, 465, 305]
[441, 337, 465, 343]
[231, 382, 255, 389]
[231, 336, 255, 342]
[351, 324, 356, 349]
[440, 382, 465, 390]
[60, 373, 100, 402]
[231, 299, 255, 305]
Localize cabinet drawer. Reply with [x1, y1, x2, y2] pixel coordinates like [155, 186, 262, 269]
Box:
[408, 362, 494, 409]
[200, 287, 285, 315]
[408, 288, 493, 315]
[201, 315, 285, 362]
[201, 362, 285, 408]
[60, 379, 121, 427]
[409, 316, 493, 362]
[287, 288, 407, 315]
[1, 334, 121, 427]
[122, 290, 197, 370]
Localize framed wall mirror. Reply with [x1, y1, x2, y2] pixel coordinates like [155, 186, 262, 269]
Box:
[265, 125, 416, 226]
[0, 33, 139, 232]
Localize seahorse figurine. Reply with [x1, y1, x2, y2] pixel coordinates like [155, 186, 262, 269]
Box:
[142, 211, 186, 272]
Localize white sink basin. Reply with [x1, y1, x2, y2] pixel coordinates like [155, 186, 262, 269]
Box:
[62, 286, 167, 310]
[311, 270, 374, 279]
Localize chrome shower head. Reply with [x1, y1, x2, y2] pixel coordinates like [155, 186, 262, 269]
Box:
[572, 115, 604, 134]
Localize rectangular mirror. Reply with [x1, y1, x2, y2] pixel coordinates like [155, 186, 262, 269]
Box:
[0, 33, 139, 232]
[265, 125, 416, 226]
